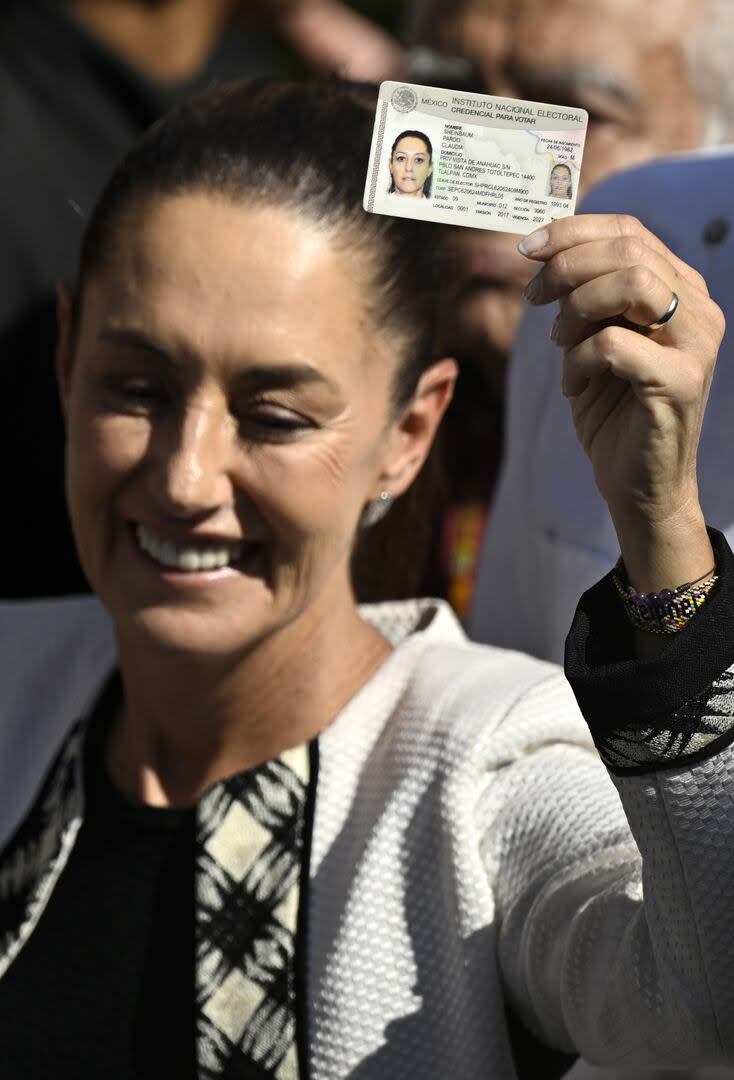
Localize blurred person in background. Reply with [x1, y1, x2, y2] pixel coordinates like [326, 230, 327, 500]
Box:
[405, 0, 734, 617]
[0, 0, 405, 601]
[271, 0, 405, 81]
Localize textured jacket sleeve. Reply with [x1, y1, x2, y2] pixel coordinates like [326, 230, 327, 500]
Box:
[490, 529, 734, 1068]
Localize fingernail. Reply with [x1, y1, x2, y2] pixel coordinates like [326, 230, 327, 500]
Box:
[550, 314, 560, 344]
[518, 228, 549, 257]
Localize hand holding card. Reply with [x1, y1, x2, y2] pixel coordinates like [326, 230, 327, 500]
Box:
[364, 81, 588, 235]
[518, 213, 723, 594]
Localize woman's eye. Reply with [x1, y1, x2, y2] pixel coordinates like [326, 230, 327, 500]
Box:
[238, 405, 314, 440]
[101, 375, 167, 412]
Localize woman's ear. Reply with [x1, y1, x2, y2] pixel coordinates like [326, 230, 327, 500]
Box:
[55, 280, 75, 418]
[376, 357, 458, 498]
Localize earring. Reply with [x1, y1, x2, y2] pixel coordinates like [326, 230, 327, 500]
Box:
[360, 490, 394, 529]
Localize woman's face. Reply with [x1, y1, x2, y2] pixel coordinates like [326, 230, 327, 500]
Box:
[59, 194, 427, 658]
[390, 137, 433, 197]
[550, 166, 572, 199]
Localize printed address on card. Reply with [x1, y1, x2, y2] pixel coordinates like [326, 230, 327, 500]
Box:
[364, 81, 588, 234]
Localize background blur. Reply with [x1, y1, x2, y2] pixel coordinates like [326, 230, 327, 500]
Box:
[284, 0, 407, 63]
[329, 1, 402, 32]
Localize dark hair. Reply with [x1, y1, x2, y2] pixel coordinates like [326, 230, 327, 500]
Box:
[388, 130, 434, 198]
[550, 163, 573, 200]
[77, 79, 443, 413]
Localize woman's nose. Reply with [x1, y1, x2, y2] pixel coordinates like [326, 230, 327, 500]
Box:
[151, 403, 234, 515]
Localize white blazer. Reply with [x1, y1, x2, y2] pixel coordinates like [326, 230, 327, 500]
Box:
[2, 594, 734, 1076]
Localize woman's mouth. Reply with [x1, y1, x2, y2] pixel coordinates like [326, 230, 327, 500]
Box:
[134, 523, 262, 577]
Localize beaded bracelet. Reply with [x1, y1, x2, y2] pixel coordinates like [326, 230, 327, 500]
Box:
[612, 562, 719, 635]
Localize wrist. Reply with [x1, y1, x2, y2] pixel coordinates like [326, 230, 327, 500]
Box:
[610, 501, 714, 593]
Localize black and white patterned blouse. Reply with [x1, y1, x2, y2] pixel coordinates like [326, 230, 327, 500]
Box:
[0, 682, 314, 1079]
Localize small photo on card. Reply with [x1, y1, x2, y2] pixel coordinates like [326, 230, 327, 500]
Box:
[364, 81, 588, 235]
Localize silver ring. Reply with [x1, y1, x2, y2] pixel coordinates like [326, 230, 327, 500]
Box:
[646, 291, 679, 331]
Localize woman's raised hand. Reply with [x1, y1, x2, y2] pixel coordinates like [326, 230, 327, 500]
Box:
[519, 214, 725, 592]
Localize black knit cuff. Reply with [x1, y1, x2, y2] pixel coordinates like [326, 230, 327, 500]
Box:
[564, 528, 734, 774]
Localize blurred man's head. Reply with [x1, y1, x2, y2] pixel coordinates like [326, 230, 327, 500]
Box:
[415, 0, 734, 396]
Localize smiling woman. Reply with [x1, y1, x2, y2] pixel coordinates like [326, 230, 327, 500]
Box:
[64, 81, 449, 663]
[1, 77, 734, 1080]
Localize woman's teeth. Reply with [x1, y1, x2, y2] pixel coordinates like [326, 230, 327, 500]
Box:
[136, 524, 242, 572]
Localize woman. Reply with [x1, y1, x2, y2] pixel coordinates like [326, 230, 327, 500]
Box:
[388, 129, 434, 197]
[0, 79, 731, 1079]
[549, 161, 573, 199]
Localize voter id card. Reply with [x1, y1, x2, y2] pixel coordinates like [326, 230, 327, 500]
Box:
[364, 81, 588, 234]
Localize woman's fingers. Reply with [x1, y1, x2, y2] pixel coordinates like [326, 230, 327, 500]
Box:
[561, 322, 713, 399]
[513, 210, 725, 417]
[515, 214, 722, 357]
[520, 214, 709, 296]
[556, 270, 725, 358]
[525, 236, 687, 308]
[554, 267, 689, 350]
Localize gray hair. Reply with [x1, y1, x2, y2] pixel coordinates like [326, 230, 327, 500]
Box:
[404, 0, 734, 144]
[685, 0, 734, 144]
